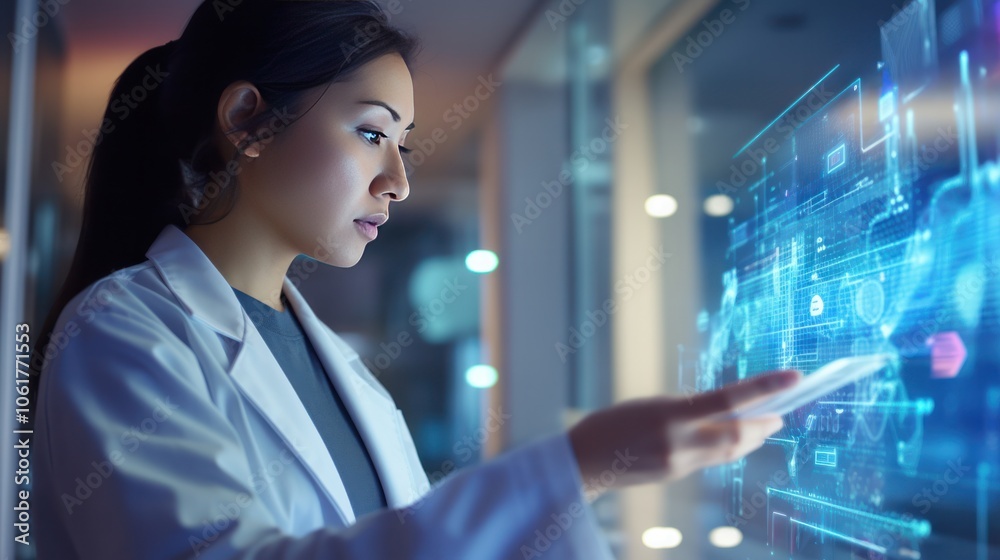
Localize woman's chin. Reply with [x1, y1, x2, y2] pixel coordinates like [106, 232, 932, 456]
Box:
[319, 248, 365, 268]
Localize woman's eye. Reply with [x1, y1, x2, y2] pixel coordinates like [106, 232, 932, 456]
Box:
[360, 129, 384, 145]
[361, 128, 411, 155]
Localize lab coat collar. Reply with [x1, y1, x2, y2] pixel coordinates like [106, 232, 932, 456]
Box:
[144, 223, 418, 524]
[145, 224, 246, 340]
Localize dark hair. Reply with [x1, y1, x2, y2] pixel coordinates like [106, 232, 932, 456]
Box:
[28, 1, 418, 388]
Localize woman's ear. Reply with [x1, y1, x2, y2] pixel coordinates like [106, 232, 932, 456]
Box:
[217, 81, 268, 158]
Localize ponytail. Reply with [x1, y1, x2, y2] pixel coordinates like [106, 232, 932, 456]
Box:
[75, 41, 183, 284]
[29, 41, 182, 380]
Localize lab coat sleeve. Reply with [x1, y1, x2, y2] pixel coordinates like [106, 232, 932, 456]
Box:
[37, 303, 615, 560]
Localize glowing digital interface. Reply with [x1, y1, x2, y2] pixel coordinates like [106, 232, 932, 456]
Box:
[684, 0, 1000, 557]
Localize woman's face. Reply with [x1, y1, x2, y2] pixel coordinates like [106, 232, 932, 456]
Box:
[239, 52, 414, 267]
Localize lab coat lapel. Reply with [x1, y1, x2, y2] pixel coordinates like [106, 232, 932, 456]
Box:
[282, 277, 420, 508]
[145, 225, 358, 525]
[226, 323, 359, 524]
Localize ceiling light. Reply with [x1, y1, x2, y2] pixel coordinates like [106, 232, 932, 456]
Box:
[642, 527, 682, 549]
[465, 365, 498, 388]
[704, 194, 735, 217]
[709, 526, 743, 548]
[645, 194, 678, 218]
[465, 250, 499, 274]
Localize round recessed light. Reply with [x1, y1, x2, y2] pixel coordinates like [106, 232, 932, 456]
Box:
[465, 365, 498, 388]
[642, 527, 683, 549]
[704, 194, 735, 217]
[465, 249, 499, 273]
[645, 194, 678, 218]
[709, 526, 743, 548]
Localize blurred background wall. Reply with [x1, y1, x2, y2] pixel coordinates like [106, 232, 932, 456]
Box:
[0, 0, 916, 558]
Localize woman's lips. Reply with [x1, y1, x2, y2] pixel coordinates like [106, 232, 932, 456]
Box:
[354, 220, 378, 240]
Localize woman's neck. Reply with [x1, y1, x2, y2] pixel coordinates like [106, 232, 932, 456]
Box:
[182, 216, 296, 312]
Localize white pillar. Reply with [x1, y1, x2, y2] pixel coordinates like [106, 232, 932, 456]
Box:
[612, 1, 717, 557]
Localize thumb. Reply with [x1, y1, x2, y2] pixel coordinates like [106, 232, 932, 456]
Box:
[683, 370, 802, 418]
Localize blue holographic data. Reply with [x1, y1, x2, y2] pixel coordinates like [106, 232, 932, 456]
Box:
[686, 1, 1000, 558]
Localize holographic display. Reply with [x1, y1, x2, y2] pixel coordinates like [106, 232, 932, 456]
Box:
[685, 1, 1000, 557]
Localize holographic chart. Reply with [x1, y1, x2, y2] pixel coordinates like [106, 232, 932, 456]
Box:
[683, 1, 1000, 558]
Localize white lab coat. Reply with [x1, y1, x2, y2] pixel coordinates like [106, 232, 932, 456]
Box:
[33, 223, 615, 559]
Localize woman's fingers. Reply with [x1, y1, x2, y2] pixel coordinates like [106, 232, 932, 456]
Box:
[683, 369, 802, 418]
[685, 414, 784, 465]
[570, 377, 797, 487]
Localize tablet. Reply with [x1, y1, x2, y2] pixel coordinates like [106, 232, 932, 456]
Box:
[729, 353, 894, 419]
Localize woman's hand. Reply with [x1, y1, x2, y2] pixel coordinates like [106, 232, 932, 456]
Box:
[567, 370, 801, 496]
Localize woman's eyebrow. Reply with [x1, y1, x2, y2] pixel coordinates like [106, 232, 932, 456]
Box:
[358, 99, 416, 130]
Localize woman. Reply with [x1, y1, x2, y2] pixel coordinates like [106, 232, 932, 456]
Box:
[30, 1, 800, 558]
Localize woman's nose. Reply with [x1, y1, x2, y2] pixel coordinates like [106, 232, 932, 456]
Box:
[376, 149, 410, 201]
